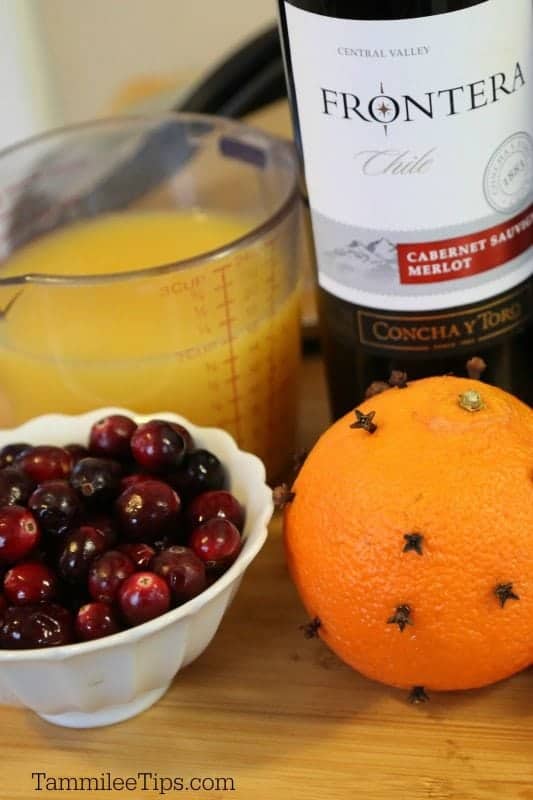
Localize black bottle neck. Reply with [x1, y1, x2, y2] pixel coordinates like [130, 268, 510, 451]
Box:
[281, 0, 489, 21]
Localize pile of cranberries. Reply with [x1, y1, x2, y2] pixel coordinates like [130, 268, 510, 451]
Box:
[0, 415, 245, 649]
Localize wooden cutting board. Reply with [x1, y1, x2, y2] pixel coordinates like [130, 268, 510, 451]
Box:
[0, 356, 531, 800]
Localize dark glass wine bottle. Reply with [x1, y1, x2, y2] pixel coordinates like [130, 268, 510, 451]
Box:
[279, 0, 533, 416]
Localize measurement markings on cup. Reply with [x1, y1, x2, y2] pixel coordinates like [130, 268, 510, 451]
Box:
[266, 240, 277, 443]
[213, 262, 243, 440]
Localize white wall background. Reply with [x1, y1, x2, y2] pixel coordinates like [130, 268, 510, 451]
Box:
[34, 0, 276, 125]
[0, 1, 57, 148]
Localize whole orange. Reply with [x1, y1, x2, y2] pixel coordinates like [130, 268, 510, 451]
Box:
[284, 376, 533, 691]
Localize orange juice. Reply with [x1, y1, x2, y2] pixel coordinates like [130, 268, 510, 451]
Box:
[0, 211, 301, 477]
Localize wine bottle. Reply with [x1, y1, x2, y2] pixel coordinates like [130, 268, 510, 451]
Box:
[278, 0, 533, 415]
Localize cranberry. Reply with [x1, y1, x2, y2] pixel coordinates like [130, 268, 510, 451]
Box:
[89, 414, 137, 461]
[118, 542, 155, 570]
[0, 603, 73, 648]
[120, 472, 153, 492]
[81, 513, 118, 548]
[58, 526, 107, 583]
[118, 572, 170, 626]
[168, 449, 225, 501]
[0, 594, 6, 621]
[4, 561, 57, 605]
[75, 602, 120, 642]
[189, 518, 241, 571]
[0, 506, 40, 563]
[88, 550, 135, 603]
[0, 443, 31, 469]
[187, 490, 244, 532]
[0, 467, 34, 506]
[171, 423, 194, 451]
[130, 420, 189, 472]
[16, 445, 72, 483]
[151, 546, 206, 605]
[70, 457, 121, 505]
[115, 479, 180, 542]
[64, 444, 89, 465]
[28, 480, 80, 535]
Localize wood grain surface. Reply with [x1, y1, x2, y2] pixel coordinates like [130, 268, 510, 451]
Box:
[0, 356, 531, 800]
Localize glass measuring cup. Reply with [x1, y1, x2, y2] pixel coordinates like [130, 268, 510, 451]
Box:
[0, 114, 301, 478]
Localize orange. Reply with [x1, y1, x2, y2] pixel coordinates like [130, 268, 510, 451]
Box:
[284, 376, 533, 691]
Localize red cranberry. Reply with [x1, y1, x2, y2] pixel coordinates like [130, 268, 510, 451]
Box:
[0, 443, 31, 469]
[0, 506, 40, 563]
[89, 414, 137, 461]
[75, 602, 120, 642]
[115, 479, 180, 542]
[4, 561, 57, 605]
[187, 490, 244, 532]
[81, 513, 118, 548]
[88, 550, 135, 603]
[130, 420, 189, 472]
[151, 546, 206, 605]
[0, 603, 73, 648]
[168, 449, 225, 502]
[118, 572, 170, 626]
[64, 444, 89, 465]
[120, 472, 153, 492]
[0, 467, 34, 506]
[169, 422, 193, 451]
[16, 446, 72, 483]
[58, 526, 107, 583]
[118, 542, 155, 570]
[189, 518, 241, 571]
[28, 480, 80, 535]
[70, 457, 122, 505]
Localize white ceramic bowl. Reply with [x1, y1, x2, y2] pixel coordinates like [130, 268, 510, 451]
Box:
[0, 408, 273, 728]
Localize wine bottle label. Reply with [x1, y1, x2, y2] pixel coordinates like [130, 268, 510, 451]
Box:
[356, 280, 532, 354]
[284, 0, 533, 312]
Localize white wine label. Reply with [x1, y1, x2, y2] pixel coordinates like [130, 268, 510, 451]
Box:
[284, 0, 533, 311]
